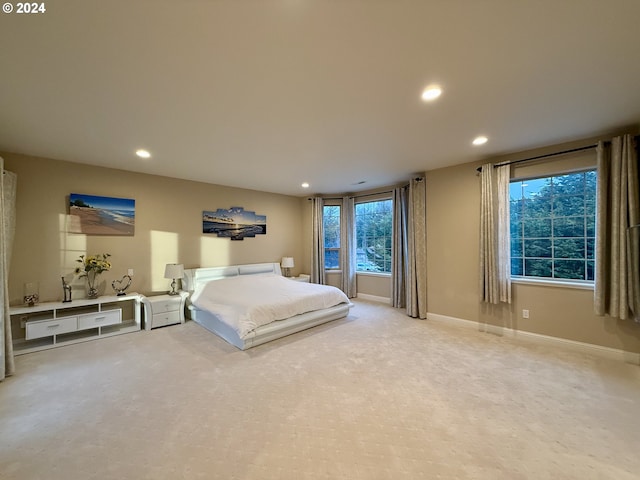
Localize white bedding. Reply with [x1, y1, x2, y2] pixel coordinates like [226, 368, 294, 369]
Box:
[190, 274, 350, 339]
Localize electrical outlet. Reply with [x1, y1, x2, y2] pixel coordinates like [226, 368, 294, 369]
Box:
[128, 268, 134, 276]
[522, 309, 530, 319]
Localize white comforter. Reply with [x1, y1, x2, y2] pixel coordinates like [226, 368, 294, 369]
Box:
[190, 274, 350, 338]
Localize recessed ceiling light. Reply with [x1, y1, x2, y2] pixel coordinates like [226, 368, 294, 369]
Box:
[135, 149, 151, 158]
[472, 136, 488, 146]
[301, 182, 310, 188]
[421, 85, 442, 101]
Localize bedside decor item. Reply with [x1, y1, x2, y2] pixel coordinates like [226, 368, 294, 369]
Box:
[23, 282, 39, 306]
[164, 263, 184, 295]
[281, 257, 294, 277]
[202, 206, 266, 240]
[75, 253, 111, 299]
[112, 274, 132, 296]
[61, 277, 72, 303]
[68, 193, 135, 236]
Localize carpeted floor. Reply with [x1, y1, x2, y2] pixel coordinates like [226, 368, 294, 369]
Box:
[1, 299, 639, 480]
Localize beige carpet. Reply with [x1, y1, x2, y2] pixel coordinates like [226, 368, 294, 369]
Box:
[1, 299, 639, 480]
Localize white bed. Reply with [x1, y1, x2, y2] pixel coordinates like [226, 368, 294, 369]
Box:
[183, 263, 352, 350]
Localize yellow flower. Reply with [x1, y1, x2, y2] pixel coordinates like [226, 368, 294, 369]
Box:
[75, 253, 112, 277]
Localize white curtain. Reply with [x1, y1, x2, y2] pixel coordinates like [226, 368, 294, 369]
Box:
[392, 177, 427, 318]
[479, 163, 511, 304]
[310, 197, 325, 285]
[594, 135, 640, 321]
[1, 158, 17, 380]
[340, 196, 357, 298]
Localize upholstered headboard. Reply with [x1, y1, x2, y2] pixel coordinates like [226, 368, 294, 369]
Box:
[182, 262, 282, 292]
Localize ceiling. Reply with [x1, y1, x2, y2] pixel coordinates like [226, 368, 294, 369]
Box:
[1, 0, 640, 197]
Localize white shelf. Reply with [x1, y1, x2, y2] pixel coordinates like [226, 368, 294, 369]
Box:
[10, 293, 142, 355]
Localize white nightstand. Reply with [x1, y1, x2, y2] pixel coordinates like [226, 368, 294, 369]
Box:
[141, 292, 188, 330]
[288, 274, 310, 282]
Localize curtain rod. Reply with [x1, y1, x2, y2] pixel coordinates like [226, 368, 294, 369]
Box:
[475, 134, 640, 173]
[475, 144, 597, 173]
[317, 189, 394, 201]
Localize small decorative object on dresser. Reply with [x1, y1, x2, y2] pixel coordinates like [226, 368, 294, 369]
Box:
[141, 292, 188, 330]
[112, 274, 132, 296]
[75, 253, 111, 299]
[23, 282, 39, 306]
[61, 277, 72, 303]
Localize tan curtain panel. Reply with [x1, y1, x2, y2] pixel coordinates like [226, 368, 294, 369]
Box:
[391, 185, 408, 308]
[406, 177, 427, 318]
[594, 135, 640, 321]
[479, 163, 511, 304]
[1, 158, 18, 380]
[340, 196, 356, 298]
[310, 197, 325, 285]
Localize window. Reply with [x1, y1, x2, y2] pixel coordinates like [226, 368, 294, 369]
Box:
[355, 199, 393, 273]
[323, 205, 340, 269]
[510, 170, 596, 282]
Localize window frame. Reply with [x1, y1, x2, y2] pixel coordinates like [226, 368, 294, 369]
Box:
[322, 203, 341, 271]
[354, 197, 393, 275]
[509, 168, 596, 288]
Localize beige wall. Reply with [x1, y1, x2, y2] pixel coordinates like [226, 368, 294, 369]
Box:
[7, 135, 639, 354]
[425, 144, 640, 354]
[3, 153, 305, 304]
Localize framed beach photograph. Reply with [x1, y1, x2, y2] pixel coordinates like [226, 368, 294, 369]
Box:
[202, 206, 266, 240]
[68, 193, 135, 236]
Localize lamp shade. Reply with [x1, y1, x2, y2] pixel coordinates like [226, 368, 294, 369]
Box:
[281, 257, 294, 268]
[164, 263, 184, 279]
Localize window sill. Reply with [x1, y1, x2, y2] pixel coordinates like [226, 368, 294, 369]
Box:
[356, 271, 391, 278]
[325, 270, 391, 278]
[512, 277, 594, 290]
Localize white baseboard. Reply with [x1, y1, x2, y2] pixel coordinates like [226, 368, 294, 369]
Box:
[427, 312, 640, 365]
[356, 293, 391, 304]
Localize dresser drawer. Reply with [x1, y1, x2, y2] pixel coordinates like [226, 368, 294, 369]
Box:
[150, 299, 181, 314]
[78, 309, 122, 330]
[26, 316, 78, 340]
[152, 310, 181, 328]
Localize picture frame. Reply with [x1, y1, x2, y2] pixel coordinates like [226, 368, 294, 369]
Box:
[202, 206, 266, 240]
[68, 193, 135, 236]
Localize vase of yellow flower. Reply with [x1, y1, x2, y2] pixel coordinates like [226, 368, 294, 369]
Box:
[75, 253, 111, 299]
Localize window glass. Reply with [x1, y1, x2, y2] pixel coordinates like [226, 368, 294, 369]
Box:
[510, 170, 596, 282]
[355, 199, 392, 273]
[323, 205, 340, 269]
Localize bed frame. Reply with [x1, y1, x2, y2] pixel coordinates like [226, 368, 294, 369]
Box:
[182, 263, 351, 350]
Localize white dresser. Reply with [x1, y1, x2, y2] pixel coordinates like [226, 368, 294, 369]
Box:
[10, 293, 142, 355]
[141, 292, 188, 330]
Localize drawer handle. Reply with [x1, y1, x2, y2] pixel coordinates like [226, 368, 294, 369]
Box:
[94, 316, 106, 321]
[47, 324, 60, 329]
